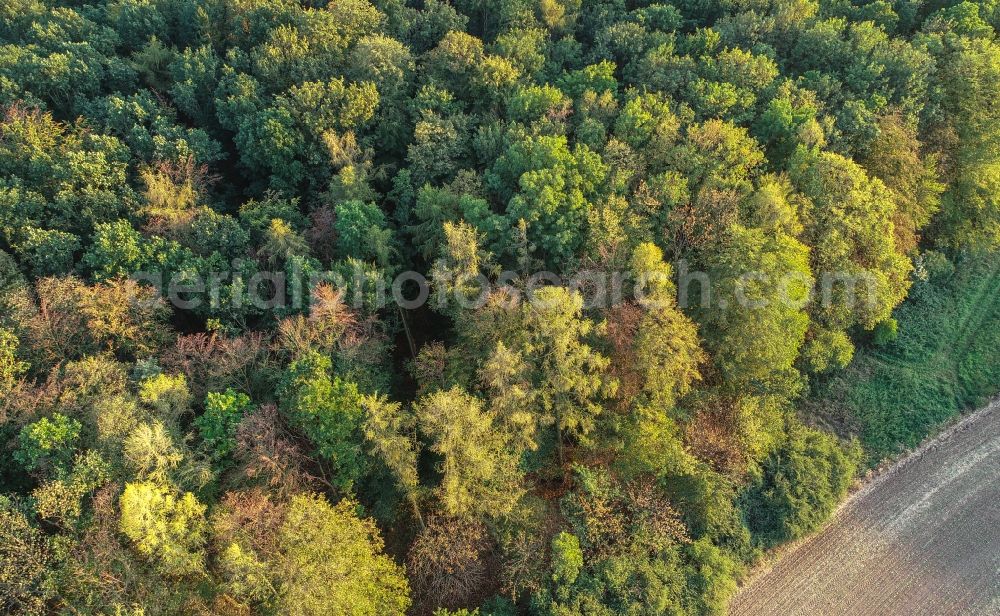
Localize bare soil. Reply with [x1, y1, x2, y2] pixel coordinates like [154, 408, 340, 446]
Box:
[730, 399, 1000, 616]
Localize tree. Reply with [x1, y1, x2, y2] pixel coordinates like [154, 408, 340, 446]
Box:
[699, 224, 812, 398]
[0, 501, 51, 615]
[139, 373, 191, 427]
[613, 92, 681, 170]
[169, 44, 221, 128]
[0, 249, 24, 296]
[13, 227, 79, 277]
[430, 221, 493, 318]
[0, 327, 28, 395]
[684, 538, 741, 615]
[487, 135, 608, 268]
[407, 516, 492, 611]
[0, 106, 133, 237]
[348, 34, 415, 155]
[279, 351, 367, 489]
[413, 386, 521, 518]
[549, 532, 583, 586]
[607, 243, 704, 411]
[424, 31, 519, 105]
[119, 481, 208, 577]
[123, 421, 184, 483]
[924, 36, 1000, 249]
[863, 113, 943, 254]
[15, 413, 82, 477]
[195, 388, 252, 465]
[233, 78, 379, 192]
[407, 184, 504, 262]
[334, 199, 395, 266]
[790, 147, 912, 371]
[82, 220, 150, 281]
[463, 287, 613, 464]
[275, 493, 410, 616]
[361, 393, 423, 526]
[33, 450, 111, 528]
[743, 423, 861, 545]
[662, 119, 766, 255]
[7, 277, 171, 370]
[261, 218, 310, 266]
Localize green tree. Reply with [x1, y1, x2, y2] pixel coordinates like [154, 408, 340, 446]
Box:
[700, 224, 812, 398]
[0, 501, 51, 615]
[790, 147, 912, 371]
[279, 351, 367, 489]
[14, 227, 79, 277]
[407, 184, 503, 262]
[195, 388, 252, 465]
[863, 113, 943, 254]
[925, 36, 1000, 249]
[361, 393, 423, 526]
[464, 286, 612, 463]
[15, 414, 82, 477]
[334, 199, 395, 266]
[82, 220, 150, 281]
[619, 242, 704, 410]
[743, 424, 861, 545]
[0, 327, 28, 395]
[139, 373, 192, 428]
[549, 532, 583, 586]
[488, 135, 607, 267]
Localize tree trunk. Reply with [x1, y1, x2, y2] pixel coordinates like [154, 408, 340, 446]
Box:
[398, 306, 417, 359]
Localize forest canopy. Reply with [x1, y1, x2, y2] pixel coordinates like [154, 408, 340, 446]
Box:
[0, 0, 998, 613]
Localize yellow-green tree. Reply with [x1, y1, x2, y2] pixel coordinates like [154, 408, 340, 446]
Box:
[119, 481, 208, 577]
[275, 493, 410, 616]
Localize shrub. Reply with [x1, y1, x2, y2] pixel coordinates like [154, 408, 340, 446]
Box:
[743, 424, 861, 546]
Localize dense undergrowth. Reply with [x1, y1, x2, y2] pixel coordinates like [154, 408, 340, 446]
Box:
[808, 250, 1000, 463]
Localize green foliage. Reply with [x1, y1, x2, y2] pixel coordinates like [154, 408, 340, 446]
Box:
[684, 538, 742, 615]
[531, 467, 723, 615]
[408, 184, 504, 262]
[361, 393, 421, 516]
[123, 421, 185, 483]
[414, 386, 522, 518]
[0, 249, 24, 295]
[334, 199, 394, 266]
[14, 227, 80, 277]
[195, 388, 252, 464]
[15, 413, 82, 476]
[550, 531, 583, 586]
[925, 36, 1000, 249]
[139, 373, 191, 427]
[809, 252, 1000, 462]
[488, 135, 607, 267]
[279, 351, 367, 489]
[82, 220, 150, 280]
[0, 327, 28, 394]
[33, 450, 112, 526]
[791, 147, 913, 370]
[0, 0, 997, 613]
[699, 224, 811, 398]
[464, 286, 612, 461]
[743, 424, 861, 546]
[0, 500, 51, 614]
